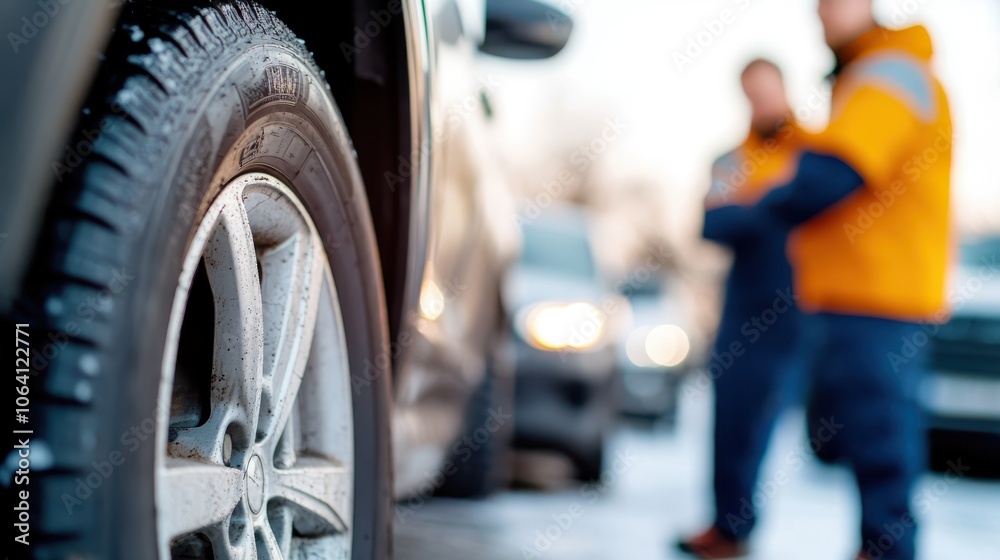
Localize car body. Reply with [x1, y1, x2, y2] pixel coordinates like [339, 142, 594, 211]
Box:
[923, 236, 1000, 472]
[390, 0, 549, 499]
[504, 205, 623, 480]
[0, 0, 571, 557]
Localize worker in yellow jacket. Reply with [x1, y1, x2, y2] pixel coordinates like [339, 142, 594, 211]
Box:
[678, 1, 952, 559]
[679, 59, 814, 559]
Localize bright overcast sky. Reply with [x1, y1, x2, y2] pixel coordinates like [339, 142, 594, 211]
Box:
[482, 0, 1000, 240]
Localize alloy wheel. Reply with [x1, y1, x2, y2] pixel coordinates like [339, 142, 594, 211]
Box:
[155, 174, 355, 559]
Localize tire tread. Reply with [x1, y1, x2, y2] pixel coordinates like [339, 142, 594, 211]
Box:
[18, 1, 321, 550]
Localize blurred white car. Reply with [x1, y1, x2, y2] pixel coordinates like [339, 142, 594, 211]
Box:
[617, 274, 697, 424]
[923, 237, 1000, 473]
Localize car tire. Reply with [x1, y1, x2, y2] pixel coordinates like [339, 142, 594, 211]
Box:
[435, 352, 514, 498]
[574, 438, 606, 482]
[573, 378, 612, 482]
[18, 2, 392, 558]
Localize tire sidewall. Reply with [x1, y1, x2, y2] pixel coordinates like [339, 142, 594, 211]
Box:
[93, 36, 390, 560]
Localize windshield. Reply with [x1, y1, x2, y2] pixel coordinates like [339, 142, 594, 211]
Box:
[621, 274, 666, 299]
[520, 224, 596, 279]
[960, 238, 1000, 267]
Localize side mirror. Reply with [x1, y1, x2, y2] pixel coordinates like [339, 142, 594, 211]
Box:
[480, 0, 573, 60]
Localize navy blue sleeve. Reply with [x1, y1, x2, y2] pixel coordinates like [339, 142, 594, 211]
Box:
[757, 151, 865, 226]
[700, 152, 864, 245]
[702, 204, 764, 247]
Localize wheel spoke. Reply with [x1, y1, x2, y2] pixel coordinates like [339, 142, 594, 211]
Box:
[273, 405, 298, 470]
[255, 525, 282, 560]
[167, 421, 226, 464]
[203, 193, 265, 446]
[205, 518, 254, 560]
[271, 456, 352, 535]
[159, 174, 355, 559]
[159, 458, 244, 540]
[257, 231, 325, 446]
[270, 504, 296, 558]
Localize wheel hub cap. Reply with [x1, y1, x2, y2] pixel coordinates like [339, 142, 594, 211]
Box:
[246, 454, 266, 515]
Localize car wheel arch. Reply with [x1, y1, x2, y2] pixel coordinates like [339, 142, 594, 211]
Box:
[262, 0, 432, 362]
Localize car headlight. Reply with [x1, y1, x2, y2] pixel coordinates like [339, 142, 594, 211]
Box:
[517, 302, 605, 351]
[626, 324, 690, 368]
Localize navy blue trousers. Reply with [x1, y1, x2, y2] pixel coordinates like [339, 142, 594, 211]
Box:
[713, 312, 927, 560]
[711, 297, 809, 539]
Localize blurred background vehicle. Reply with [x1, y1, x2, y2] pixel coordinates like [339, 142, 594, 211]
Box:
[504, 205, 623, 481]
[924, 236, 1000, 474]
[0, 0, 571, 557]
[616, 273, 699, 425]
